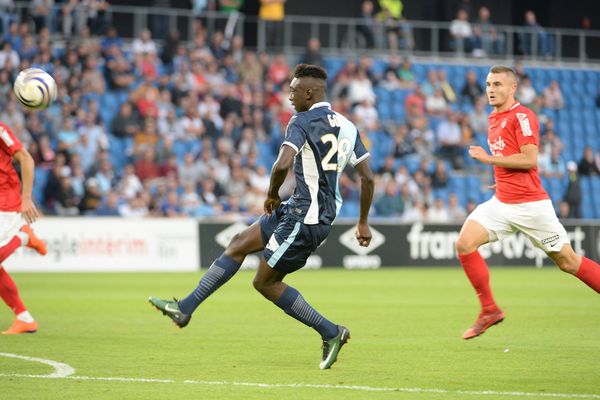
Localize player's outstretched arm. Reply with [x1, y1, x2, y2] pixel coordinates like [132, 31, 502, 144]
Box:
[354, 159, 374, 247]
[264, 145, 296, 215]
[13, 148, 39, 224]
[469, 144, 538, 170]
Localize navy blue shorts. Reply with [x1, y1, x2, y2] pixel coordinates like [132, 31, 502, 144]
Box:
[259, 203, 331, 274]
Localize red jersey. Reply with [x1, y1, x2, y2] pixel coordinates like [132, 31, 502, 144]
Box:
[487, 102, 549, 204]
[0, 122, 23, 212]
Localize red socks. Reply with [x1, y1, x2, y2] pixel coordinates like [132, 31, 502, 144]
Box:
[0, 267, 26, 315]
[575, 257, 600, 293]
[0, 236, 21, 264]
[458, 250, 497, 310]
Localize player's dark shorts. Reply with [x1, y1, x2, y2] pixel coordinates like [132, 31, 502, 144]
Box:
[259, 203, 331, 273]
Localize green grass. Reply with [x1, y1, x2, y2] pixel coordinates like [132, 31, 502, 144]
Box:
[1, 268, 599, 400]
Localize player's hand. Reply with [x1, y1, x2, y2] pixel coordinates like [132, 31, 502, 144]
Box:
[21, 197, 39, 224]
[487, 183, 497, 190]
[469, 146, 492, 164]
[263, 195, 281, 215]
[355, 223, 372, 247]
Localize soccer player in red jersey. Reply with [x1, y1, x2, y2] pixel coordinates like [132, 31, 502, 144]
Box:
[0, 121, 47, 334]
[456, 65, 600, 339]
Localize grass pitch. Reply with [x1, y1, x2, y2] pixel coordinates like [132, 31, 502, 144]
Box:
[1, 268, 599, 400]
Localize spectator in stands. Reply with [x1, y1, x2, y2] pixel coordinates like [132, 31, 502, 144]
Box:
[564, 161, 582, 218]
[447, 193, 467, 222]
[472, 6, 505, 56]
[132, 29, 158, 56]
[135, 147, 162, 183]
[540, 119, 563, 154]
[421, 69, 437, 98]
[259, 0, 286, 49]
[427, 197, 450, 223]
[516, 75, 536, 108]
[401, 200, 428, 223]
[29, 0, 55, 33]
[358, 0, 376, 48]
[468, 97, 488, 134]
[375, 180, 404, 216]
[425, 89, 449, 116]
[378, 0, 413, 52]
[0, 41, 19, 70]
[111, 102, 141, 139]
[437, 69, 457, 103]
[430, 159, 449, 188]
[299, 37, 324, 67]
[348, 69, 376, 106]
[543, 80, 564, 110]
[56, 172, 80, 216]
[409, 116, 435, 158]
[119, 192, 150, 218]
[578, 146, 600, 176]
[558, 201, 570, 219]
[79, 177, 103, 215]
[539, 147, 565, 178]
[392, 124, 415, 158]
[404, 85, 426, 123]
[461, 70, 483, 105]
[436, 111, 464, 169]
[449, 9, 474, 53]
[520, 10, 553, 57]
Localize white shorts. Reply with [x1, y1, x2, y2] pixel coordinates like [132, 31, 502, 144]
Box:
[467, 196, 569, 253]
[0, 212, 25, 247]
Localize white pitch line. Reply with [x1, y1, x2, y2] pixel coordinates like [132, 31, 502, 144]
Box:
[1, 353, 599, 399]
[0, 352, 75, 378]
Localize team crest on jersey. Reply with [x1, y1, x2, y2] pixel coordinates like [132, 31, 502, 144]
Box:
[516, 113, 533, 136]
[501, 118, 507, 128]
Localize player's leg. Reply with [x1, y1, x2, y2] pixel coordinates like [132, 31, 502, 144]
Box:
[456, 197, 512, 339]
[0, 266, 38, 334]
[257, 221, 349, 369]
[515, 199, 600, 294]
[149, 220, 264, 327]
[547, 245, 600, 293]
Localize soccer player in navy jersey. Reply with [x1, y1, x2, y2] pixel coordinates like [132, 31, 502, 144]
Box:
[150, 64, 375, 369]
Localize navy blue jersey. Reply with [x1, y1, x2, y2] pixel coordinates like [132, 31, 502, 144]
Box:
[282, 102, 370, 225]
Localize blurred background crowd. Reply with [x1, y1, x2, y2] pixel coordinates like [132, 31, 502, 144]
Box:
[0, 0, 599, 221]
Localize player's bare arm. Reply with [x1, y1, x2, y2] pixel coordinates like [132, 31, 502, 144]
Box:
[469, 143, 538, 170]
[12, 148, 39, 224]
[264, 144, 296, 215]
[354, 158, 374, 247]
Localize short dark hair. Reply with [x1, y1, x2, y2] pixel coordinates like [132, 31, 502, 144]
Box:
[489, 65, 517, 81]
[294, 64, 327, 81]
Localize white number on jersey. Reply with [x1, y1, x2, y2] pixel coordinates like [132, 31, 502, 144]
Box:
[321, 133, 352, 172]
[327, 114, 340, 128]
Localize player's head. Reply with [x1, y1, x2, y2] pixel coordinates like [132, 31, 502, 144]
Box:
[289, 64, 328, 112]
[486, 65, 518, 109]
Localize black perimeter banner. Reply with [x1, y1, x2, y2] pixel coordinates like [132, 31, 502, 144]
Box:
[198, 221, 600, 269]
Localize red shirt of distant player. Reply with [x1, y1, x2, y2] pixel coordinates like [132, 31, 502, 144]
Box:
[487, 101, 549, 204]
[0, 122, 23, 212]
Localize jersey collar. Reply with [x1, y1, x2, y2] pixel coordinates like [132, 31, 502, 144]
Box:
[309, 102, 331, 110]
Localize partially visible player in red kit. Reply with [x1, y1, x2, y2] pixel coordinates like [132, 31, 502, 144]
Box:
[0, 121, 47, 334]
[456, 65, 600, 340]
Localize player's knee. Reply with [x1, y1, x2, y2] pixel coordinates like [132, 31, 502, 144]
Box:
[554, 253, 580, 274]
[252, 276, 270, 296]
[455, 236, 477, 255]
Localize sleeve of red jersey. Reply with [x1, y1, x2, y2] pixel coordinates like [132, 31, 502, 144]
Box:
[512, 109, 539, 148]
[0, 122, 23, 157]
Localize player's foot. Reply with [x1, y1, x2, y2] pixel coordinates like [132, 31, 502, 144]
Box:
[148, 297, 191, 328]
[319, 325, 350, 370]
[462, 307, 505, 340]
[2, 319, 38, 334]
[20, 225, 47, 256]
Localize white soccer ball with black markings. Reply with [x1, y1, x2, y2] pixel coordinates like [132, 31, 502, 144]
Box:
[13, 68, 57, 110]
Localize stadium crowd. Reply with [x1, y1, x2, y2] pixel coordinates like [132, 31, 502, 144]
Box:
[0, 4, 599, 221]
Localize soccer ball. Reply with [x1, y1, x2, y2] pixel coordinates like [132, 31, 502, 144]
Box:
[13, 68, 57, 110]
